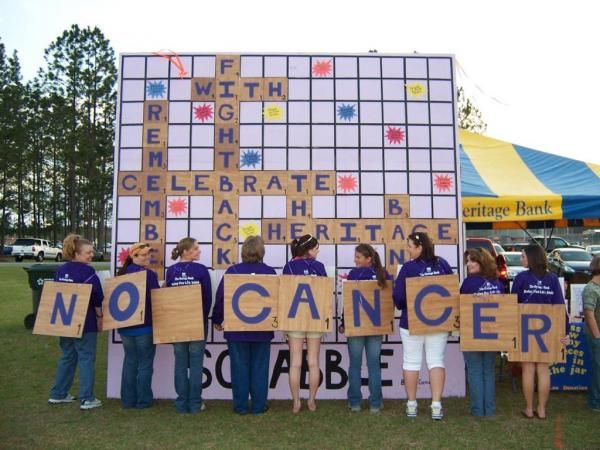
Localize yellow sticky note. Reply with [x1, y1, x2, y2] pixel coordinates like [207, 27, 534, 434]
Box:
[263, 105, 284, 121]
[240, 223, 260, 241]
[405, 82, 427, 98]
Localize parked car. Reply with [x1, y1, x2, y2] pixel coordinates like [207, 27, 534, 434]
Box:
[585, 245, 600, 256]
[11, 238, 62, 262]
[530, 236, 583, 252]
[466, 237, 509, 291]
[1, 245, 12, 256]
[92, 248, 104, 262]
[547, 248, 593, 280]
[503, 242, 530, 252]
[503, 251, 528, 281]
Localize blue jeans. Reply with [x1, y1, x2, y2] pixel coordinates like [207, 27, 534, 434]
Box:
[347, 335, 383, 409]
[464, 351, 497, 416]
[121, 334, 156, 409]
[585, 333, 600, 410]
[173, 340, 206, 413]
[227, 341, 270, 414]
[49, 332, 97, 402]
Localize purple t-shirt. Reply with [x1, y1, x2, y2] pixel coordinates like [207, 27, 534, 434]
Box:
[212, 262, 277, 342]
[511, 269, 569, 333]
[118, 263, 160, 337]
[393, 257, 453, 330]
[460, 275, 504, 295]
[166, 261, 212, 329]
[54, 261, 103, 333]
[282, 258, 327, 276]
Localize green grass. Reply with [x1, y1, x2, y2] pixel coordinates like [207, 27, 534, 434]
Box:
[0, 264, 597, 449]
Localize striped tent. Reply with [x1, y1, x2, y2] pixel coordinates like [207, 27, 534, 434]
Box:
[459, 130, 600, 226]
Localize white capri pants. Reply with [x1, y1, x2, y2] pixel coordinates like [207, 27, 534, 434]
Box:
[400, 328, 448, 371]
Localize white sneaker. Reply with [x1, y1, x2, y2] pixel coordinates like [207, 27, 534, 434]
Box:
[80, 398, 102, 410]
[48, 394, 76, 404]
[431, 403, 443, 420]
[406, 401, 417, 418]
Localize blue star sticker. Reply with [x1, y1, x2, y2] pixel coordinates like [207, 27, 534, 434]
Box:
[240, 149, 261, 168]
[337, 103, 357, 121]
[146, 81, 166, 99]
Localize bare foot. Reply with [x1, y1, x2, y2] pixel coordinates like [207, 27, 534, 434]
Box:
[292, 399, 301, 414]
[307, 398, 317, 412]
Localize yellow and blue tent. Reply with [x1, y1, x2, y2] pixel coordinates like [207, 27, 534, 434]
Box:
[460, 130, 600, 226]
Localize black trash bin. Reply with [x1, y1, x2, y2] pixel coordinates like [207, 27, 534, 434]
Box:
[23, 263, 62, 329]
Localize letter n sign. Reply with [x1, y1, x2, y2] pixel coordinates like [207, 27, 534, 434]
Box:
[406, 274, 460, 335]
[508, 304, 566, 363]
[342, 280, 395, 337]
[33, 281, 93, 338]
[101, 271, 147, 330]
[224, 274, 280, 331]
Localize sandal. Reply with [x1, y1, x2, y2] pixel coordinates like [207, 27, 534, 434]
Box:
[521, 410, 534, 419]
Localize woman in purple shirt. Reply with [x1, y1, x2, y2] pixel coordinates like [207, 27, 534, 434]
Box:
[116, 242, 160, 409]
[212, 236, 276, 415]
[48, 234, 103, 410]
[165, 237, 212, 414]
[511, 244, 569, 419]
[392, 232, 453, 420]
[282, 234, 327, 413]
[460, 248, 505, 417]
[340, 244, 393, 414]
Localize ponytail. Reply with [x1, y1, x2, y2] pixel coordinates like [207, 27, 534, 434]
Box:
[62, 234, 91, 261]
[171, 237, 197, 261]
[117, 256, 133, 276]
[371, 250, 387, 289]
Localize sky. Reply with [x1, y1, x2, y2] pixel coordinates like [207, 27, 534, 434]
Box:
[1, 0, 599, 164]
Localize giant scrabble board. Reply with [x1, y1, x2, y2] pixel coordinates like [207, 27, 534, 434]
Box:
[109, 53, 465, 399]
[113, 53, 461, 278]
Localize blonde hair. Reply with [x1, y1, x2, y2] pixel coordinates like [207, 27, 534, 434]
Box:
[172, 237, 197, 260]
[241, 236, 265, 263]
[62, 234, 92, 260]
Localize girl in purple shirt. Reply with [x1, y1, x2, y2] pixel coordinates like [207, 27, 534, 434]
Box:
[511, 244, 569, 419]
[460, 248, 505, 417]
[282, 234, 327, 413]
[48, 235, 103, 410]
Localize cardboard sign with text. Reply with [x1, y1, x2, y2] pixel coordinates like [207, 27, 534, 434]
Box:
[277, 275, 334, 333]
[342, 280, 395, 336]
[33, 281, 92, 338]
[459, 294, 518, 351]
[406, 274, 460, 335]
[151, 284, 204, 344]
[102, 271, 147, 330]
[508, 304, 567, 363]
[224, 274, 279, 331]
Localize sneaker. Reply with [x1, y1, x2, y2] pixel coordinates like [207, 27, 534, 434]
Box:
[349, 404, 361, 412]
[190, 402, 206, 414]
[370, 407, 381, 415]
[406, 402, 417, 418]
[431, 404, 444, 420]
[80, 398, 102, 410]
[48, 394, 76, 404]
